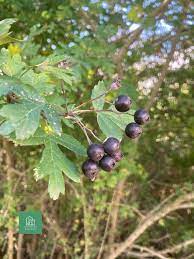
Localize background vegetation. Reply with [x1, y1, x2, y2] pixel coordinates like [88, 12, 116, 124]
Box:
[0, 0, 193, 258]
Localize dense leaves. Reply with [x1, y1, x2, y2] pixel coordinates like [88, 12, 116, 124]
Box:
[0, 0, 193, 258]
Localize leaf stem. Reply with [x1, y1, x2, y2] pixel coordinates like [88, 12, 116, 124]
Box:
[72, 89, 110, 111]
[74, 109, 134, 116]
[61, 80, 68, 113]
[72, 116, 92, 144]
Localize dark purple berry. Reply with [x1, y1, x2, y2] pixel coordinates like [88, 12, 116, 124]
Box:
[125, 122, 142, 139]
[82, 159, 99, 181]
[115, 95, 132, 112]
[111, 149, 123, 162]
[103, 137, 120, 155]
[87, 143, 104, 162]
[99, 156, 116, 172]
[134, 109, 150, 125]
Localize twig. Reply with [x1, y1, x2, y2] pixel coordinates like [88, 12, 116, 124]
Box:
[74, 109, 134, 116]
[161, 239, 194, 255]
[61, 80, 68, 113]
[49, 238, 58, 259]
[133, 245, 169, 259]
[73, 90, 110, 111]
[17, 234, 24, 259]
[107, 191, 194, 259]
[3, 140, 14, 259]
[80, 177, 90, 259]
[84, 126, 102, 142]
[73, 116, 92, 144]
[97, 185, 120, 259]
[107, 180, 126, 256]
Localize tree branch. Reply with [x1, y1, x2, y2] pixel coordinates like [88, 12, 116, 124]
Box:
[161, 239, 194, 255]
[107, 191, 194, 259]
[133, 245, 169, 259]
[3, 140, 14, 259]
[107, 180, 126, 256]
[113, 0, 172, 77]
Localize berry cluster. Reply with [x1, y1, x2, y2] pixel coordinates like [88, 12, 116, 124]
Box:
[82, 137, 122, 181]
[82, 94, 150, 181]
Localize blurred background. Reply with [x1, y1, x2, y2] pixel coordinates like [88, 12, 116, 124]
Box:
[0, 0, 193, 258]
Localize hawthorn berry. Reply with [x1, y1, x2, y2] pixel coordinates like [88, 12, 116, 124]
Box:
[99, 156, 116, 172]
[87, 143, 104, 162]
[134, 109, 150, 125]
[111, 149, 123, 162]
[115, 95, 132, 112]
[82, 159, 99, 181]
[125, 122, 142, 139]
[103, 137, 120, 155]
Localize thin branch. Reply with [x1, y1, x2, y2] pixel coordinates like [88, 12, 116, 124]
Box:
[161, 239, 194, 255]
[74, 109, 134, 116]
[49, 238, 58, 259]
[107, 180, 126, 256]
[73, 90, 110, 111]
[113, 0, 172, 76]
[107, 191, 194, 259]
[80, 177, 90, 259]
[84, 126, 102, 142]
[97, 186, 120, 259]
[61, 80, 68, 113]
[3, 140, 14, 259]
[16, 234, 24, 259]
[73, 116, 92, 144]
[133, 245, 169, 259]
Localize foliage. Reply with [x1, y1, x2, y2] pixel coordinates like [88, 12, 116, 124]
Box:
[0, 0, 193, 258]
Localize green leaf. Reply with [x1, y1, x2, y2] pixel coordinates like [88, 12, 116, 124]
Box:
[97, 111, 134, 140]
[62, 154, 80, 182]
[0, 49, 25, 76]
[127, 6, 143, 22]
[13, 127, 86, 157]
[0, 76, 24, 97]
[0, 76, 44, 102]
[21, 69, 54, 95]
[53, 133, 87, 156]
[0, 100, 44, 140]
[44, 66, 73, 86]
[34, 140, 65, 200]
[0, 120, 14, 136]
[0, 19, 16, 37]
[45, 54, 72, 65]
[12, 127, 45, 145]
[91, 81, 106, 110]
[34, 139, 80, 200]
[62, 118, 75, 129]
[43, 104, 62, 135]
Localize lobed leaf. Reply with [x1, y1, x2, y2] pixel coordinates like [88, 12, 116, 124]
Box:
[13, 127, 86, 157]
[0, 100, 44, 140]
[34, 139, 80, 200]
[43, 104, 62, 135]
[0, 49, 25, 76]
[0, 76, 45, 102]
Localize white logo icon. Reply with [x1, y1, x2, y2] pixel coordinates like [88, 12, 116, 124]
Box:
[25, 216, 36, 230]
